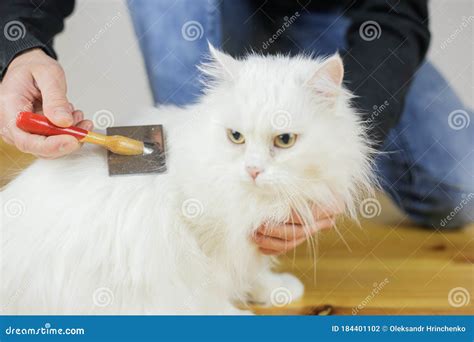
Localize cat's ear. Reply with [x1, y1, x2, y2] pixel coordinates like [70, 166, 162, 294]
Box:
[205, 42, 238, 80]
[307, 54, 344, 98]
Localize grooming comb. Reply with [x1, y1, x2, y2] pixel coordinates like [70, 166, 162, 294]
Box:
[16, 111, 166, 176]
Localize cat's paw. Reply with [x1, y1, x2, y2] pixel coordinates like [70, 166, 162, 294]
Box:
[249, 272, 304, 307]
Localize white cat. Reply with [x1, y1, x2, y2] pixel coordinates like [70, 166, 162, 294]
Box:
[0, 46, 373, 314]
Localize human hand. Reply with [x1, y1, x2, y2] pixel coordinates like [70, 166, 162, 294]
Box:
[253, 205, 342, 255]
[0, 48, 93, 158]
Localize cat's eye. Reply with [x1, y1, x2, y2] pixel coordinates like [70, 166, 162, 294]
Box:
[274, 133, 297, 148]
[227, 129, 245, 144]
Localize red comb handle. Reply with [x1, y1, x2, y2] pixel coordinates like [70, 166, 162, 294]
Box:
[16, 112, 88, 140]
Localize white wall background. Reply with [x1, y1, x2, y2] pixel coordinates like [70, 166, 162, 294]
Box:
[55, 0, 473, 123]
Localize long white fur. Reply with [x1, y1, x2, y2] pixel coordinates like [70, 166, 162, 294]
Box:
[0, 47, 374, 314]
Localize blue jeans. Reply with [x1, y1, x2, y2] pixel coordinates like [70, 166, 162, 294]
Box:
[128, 0, 474, 229]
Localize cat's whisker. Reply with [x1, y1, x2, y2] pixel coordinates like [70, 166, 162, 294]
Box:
[273, 183, 320, 279]
[330, 222, 352, 253]
[284, 179, 352, 254]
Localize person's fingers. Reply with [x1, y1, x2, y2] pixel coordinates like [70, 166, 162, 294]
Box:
[4, 96, 33, 117]
[34, 135, 81, 159]
[32, 101, 43, 114]
[287, 210, 303, 225]
[2, 99, 32, 138]
[38, 135, 81, 158]
[286, 203, 343, 225]
[76, 119, 93, 131]
[11, 127, 80, 158]
[286, 208, 319, 225]
[314, 208, 334, 220]
[32, 65, 73, 127]
[258, 223, 305, 241]
[259, 217, 335, 241]
[72, 110, 84, 125]
[314, 217, 336, 231]
[315, 202, 344, 220]
[259, 248, 281, 255]
[254, 232, 307, 252]
[7, 98, 84, 158]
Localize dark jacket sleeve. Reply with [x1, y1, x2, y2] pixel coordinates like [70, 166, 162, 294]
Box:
[343, 0, 430, 147]
[0, 0, 75, 79]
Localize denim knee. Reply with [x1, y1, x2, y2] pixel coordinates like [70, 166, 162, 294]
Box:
[405, 190, 474, 230]
[436, 192, 474, 229]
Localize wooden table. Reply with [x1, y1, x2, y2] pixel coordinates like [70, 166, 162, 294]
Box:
[255, 218, 473, 315]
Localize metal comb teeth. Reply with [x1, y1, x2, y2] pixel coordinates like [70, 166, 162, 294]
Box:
[106, 125, 167, 176]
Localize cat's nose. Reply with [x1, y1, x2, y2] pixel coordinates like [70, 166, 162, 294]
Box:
[246, 166, 263, 180]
